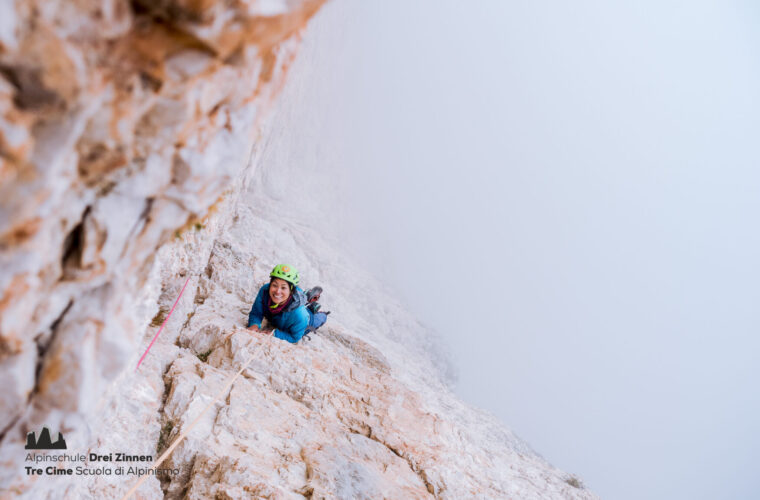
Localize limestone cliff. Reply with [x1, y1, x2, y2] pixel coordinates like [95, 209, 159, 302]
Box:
[0, 1, 598, 499]
[0, 0, 322, 443]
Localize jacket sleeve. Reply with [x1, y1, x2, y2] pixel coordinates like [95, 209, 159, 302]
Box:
[273, 309, 310, 344]
[247, 286, 266, 328]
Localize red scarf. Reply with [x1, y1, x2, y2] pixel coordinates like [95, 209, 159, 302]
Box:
[266, 290, 293, 316]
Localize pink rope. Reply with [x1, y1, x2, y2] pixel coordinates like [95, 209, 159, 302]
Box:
[135, 276, 191, 371]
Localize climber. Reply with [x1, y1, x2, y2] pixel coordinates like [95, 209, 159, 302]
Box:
[246, 264, 329, 344]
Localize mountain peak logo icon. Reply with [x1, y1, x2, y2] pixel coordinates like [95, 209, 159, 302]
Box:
[25, 427, 67, 450]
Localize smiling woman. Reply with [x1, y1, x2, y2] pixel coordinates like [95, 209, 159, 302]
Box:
[246, 264, 328, 343]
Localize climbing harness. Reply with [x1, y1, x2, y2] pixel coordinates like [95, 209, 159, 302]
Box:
[302, 311, 330, 342]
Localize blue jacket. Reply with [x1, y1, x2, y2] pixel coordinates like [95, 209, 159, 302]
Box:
[247, 283, 310, 344]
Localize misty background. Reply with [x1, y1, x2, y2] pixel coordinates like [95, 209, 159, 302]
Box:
[257, 1, 760, 499]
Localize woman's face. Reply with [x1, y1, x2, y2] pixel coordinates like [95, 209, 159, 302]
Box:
[269, 278, 291, 304]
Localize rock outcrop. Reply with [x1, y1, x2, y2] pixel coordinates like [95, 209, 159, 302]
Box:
[1, 0, 321, 449]
[0, 1, 598, 498]
[0, 0, 323, 496]
[46, 190, 595, 499]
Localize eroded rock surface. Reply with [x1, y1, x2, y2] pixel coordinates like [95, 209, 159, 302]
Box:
[0, 0, 323, 496]
[62, 186, 597, 499]
[1, 2, 598, 498]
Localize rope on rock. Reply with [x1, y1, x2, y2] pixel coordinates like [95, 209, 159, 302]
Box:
[120, 330, 269, 500]
[136, 276, 192, 371]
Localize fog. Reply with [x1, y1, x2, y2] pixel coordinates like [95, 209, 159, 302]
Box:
[259, 1, 760, 498]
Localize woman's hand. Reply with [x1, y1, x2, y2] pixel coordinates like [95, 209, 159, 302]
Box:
[248, 324, 274, 335]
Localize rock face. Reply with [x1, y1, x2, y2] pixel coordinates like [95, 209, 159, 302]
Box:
[0, 0, 322, 455]
[0, 1, 599, 499]
[51, 190, 596, 499]
[151, 197, 599, 500]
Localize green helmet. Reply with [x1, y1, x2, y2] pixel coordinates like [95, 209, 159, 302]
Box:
[270, 264, 300, 286]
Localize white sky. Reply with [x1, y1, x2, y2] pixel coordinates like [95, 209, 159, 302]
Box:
[265, 1, 760, 498]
